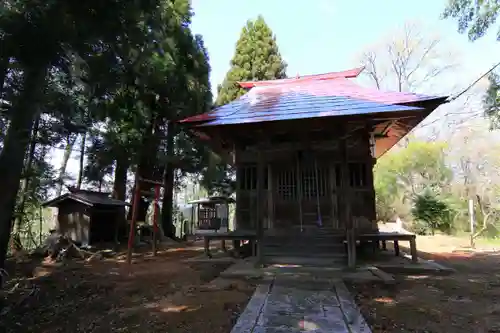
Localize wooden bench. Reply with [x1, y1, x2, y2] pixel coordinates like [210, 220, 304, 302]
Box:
[357, 231, 418, 263]
[200, 230, 257, 258]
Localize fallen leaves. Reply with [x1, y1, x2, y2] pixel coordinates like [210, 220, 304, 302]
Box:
[1, 242, 254, 333]
[348, 235, 500, 333]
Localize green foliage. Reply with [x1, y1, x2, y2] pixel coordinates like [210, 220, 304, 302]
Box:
[0, 0, 214, 260]
[443, 1, 500, 131]
[411, 191, 453, 235]
[484, 72, 500, 129]
[442, 0, 500, 41]
[374, 140, 452, 220]
[215, 15, 287, 106]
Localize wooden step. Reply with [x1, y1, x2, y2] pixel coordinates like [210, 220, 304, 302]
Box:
[263, 242, 344, 249]
[264, 235, 345, 242]
[264, 256, 346, 267]
[264, 249, 346, 258]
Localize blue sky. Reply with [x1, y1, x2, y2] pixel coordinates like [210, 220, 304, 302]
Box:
[190, 0, 500, 97]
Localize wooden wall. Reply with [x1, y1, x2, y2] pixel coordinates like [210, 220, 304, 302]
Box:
[234, 128, 377, 232]
[57, 201, 123, 244]
[57, 201, 91, 245]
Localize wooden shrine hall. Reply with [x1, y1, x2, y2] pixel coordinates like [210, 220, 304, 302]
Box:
[179, 67, 448, 268]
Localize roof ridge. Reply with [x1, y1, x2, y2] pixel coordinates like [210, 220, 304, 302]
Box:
[237, 67, 365, 88]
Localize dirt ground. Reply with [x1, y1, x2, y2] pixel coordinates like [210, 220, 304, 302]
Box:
[0, 241, 255, 333]
[349, 235, 500, 333]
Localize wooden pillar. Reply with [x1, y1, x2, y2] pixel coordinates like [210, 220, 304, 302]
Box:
[329, 164, 337, 229]
[234, 165, 241, 231]
[364, 125, 377, 228]
[256, 148, 265, 266]
[340, 135, 356, 268]
[267, 164, 274, 230]
[296, 153, 304, 232]
[410, 237, 418, 263]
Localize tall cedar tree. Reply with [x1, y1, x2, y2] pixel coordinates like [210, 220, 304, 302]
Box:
[215, 15, 287, 106]
[201, 16, 287, 195]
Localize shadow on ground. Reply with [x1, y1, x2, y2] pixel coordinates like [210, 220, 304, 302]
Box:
[348, 245, 500, 333]
[1, 242, 255, 333]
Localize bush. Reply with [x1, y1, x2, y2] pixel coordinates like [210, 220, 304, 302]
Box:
[411, 191, 454, 235]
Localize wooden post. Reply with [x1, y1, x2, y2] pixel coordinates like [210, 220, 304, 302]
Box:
[340, 135, 355, 269]
[126, 172, 141, 266]
[329, 164, 337, 229]
[268, 164, 274, 230]
[409, 237, 418, 263]
[152, 184, 160, 256]
[296, 153, 304, 232]
[256, 148, 265, 266]
[235, 164, 241, 231]
[394, 240, 400, 256]
[365, 127, 377, 229]
[469, 198, 475, 248]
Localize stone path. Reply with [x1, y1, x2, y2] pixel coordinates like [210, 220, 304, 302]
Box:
[231, 278, 371, 333]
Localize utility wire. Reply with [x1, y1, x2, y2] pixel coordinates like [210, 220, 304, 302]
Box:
[418, 61, 500, 130]
[447, 60, 500, 102]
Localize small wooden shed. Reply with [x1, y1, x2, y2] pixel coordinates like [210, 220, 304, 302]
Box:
[188, 196, 235, 232]
[42, 188, 129, 245]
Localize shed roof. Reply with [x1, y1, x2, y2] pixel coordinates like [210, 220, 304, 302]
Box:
[188, 196, 236, 205]
[43, 189, 129, 208]
[180, 75, 447, 126]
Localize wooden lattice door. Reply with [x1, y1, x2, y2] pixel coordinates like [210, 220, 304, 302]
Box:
[274, 165, 297, 228]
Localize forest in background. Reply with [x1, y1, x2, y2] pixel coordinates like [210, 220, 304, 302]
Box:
[1, 0, 500, 275]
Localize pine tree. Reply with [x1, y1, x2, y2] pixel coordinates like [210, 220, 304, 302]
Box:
[215, 15, 287, 106]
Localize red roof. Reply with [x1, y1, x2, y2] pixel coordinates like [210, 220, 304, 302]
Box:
[246, 78, 439, 105]
[237, 67, 364, 88]
[179, 76, 446, 124]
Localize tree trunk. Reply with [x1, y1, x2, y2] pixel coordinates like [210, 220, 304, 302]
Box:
[56, 135, 77, 196]
[113, 157, 129, 201]
[12, 115, 41, 249]
[113, 156, 129, 242]
[161, 121, 176, 239]
[76, 132, 86, 189]
[0, 55, 9, 97]
[127, 171, 150, 223]
[0, 66, 47, 280]
[126, 117, 161, 224]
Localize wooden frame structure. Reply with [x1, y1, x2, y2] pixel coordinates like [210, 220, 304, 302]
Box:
[179, 68, 448, 268]
[126, 175, 163, 265]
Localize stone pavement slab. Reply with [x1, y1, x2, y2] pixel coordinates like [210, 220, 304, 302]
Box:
[231, 278, 371, 333]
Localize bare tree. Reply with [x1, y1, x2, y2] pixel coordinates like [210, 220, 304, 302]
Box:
[357, 22, 459, 93]
[357, 21, 465, 146]
[448, 122, 500, 236]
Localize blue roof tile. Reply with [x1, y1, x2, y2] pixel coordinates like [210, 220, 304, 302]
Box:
[197, 93, 424, 127]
